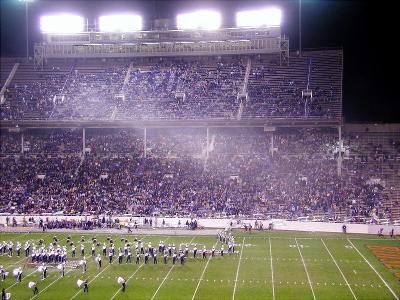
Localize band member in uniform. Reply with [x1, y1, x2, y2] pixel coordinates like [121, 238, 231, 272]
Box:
[102, 243, 107, 256]
[96, 254, 102, 268]
[185, 244, 189, 257]
[80, 244, 85, 257]
[118, 249, 123, 264]
[109, 250, 113, 264]
[163, 252, 168, 264]
[0, 266, 5, 281]
[81, 258, 87, 273]
[42, 265, 47, 280]
[126, 250, 132, 263]
[83, 280, 89, 293]
[193, 245, 198, 258]
[60, 263, 65, 277]
[17, 270, 22, 283]
[16, 243, 21, 257]
[153, 251, 158, 264]
[33, 285, 39, 295]
[71, 245, 76, 258]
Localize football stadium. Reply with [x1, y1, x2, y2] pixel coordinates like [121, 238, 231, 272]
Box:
[0, 0, 399, 299]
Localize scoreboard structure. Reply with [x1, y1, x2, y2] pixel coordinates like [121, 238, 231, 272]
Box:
[34, 27, 289, 69]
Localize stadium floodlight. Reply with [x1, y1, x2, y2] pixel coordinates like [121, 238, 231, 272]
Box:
[177, 10, 221, 30]
[99, 14, 142, 32]
[40, 14, 84, 33]
[236, 8, 282, 28]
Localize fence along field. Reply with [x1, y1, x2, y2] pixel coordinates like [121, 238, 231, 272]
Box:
[0, 231, 399, 300]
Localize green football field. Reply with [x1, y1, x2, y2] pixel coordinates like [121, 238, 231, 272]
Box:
[0, 230, 399, 300]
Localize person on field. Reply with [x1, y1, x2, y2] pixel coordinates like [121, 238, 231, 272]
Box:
[96, 254, 102, 268]
[33, 285, 39, 296]
[118, 249, 123, 264]
[164, 252, 168, 264]
[102, 243, 107, 256]
[109, 250, 113, 264]
[83, 280, 89, 293]
[193, 245, 198, 258]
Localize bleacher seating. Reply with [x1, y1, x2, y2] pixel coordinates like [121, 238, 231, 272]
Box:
[1, 49, 398, 222]
[0, 50, 342, 121]
[1, 126, 398, 221]
[244, 50, 342, 119]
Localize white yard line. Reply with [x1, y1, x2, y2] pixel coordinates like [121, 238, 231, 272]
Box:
[69, 264, 111, 300]
[3, 256, 29, 268]
[150, 265, 175, 300]
[191, 240, 219, 300]
[4, 232, 65, 290]
[149, 236, 194, 300]
[232, 237, 245, 300]
[242, 236, 398, 241]
[268, 237, 275, 300]
[0, 232, 30, 242]
[108, 235, 163, 300]
[295, 238, 316, 300]
[2, 232, 53, 266]
[347, 239, 399, 300]
[109, 264, 144, 300]
[6, 269, 37, 291]
[321, 238, 357, 300]
[30, 269, 74, 300]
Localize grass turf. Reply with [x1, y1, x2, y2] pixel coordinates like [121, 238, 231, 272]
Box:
[0, 230, 399, 300]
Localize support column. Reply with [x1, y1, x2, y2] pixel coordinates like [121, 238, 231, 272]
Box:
[270, 133, 274, 157]
[206, 127, 210, 159]
[299, 0, 302, 57]
[21, 132, 24, 154]
[144, 128, 147, 158]
[337, 126, 342, 177]
[82, 128, 86, 156]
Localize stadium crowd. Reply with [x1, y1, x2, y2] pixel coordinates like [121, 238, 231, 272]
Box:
[1, 51, 342, 121]
[1, 127, 395, 221]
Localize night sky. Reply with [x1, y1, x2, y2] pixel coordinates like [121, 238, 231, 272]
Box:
[0, 0, 398, 123]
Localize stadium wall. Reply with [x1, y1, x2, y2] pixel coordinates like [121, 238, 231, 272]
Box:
[0, 216, 399, 235]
